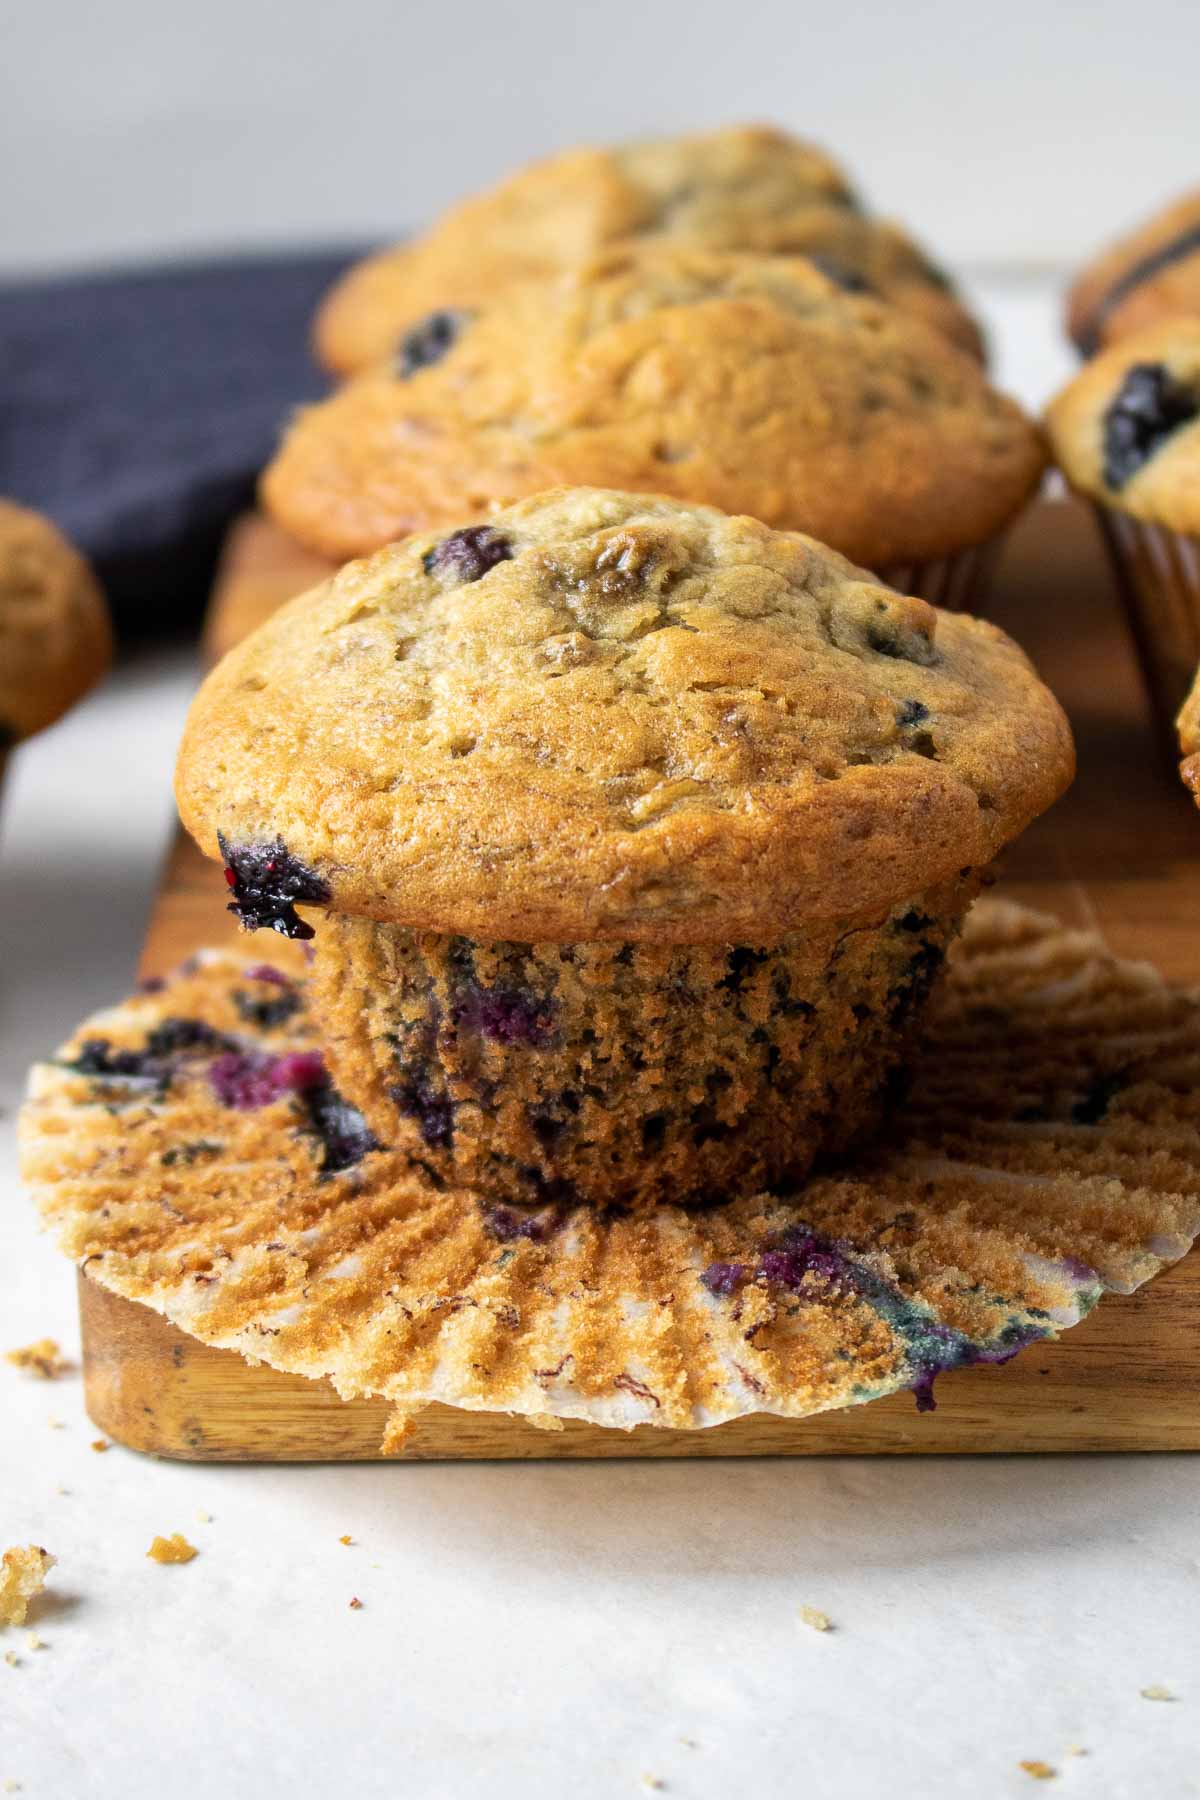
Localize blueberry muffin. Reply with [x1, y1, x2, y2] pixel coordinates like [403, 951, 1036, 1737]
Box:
[268, 249, 1040, 589]
[1046, 321, 1200, 733]
[314, 124, 984, 375]
[1067, 189, 1200, 355]
[176, 488, 1073, 1212]
[0, 499, 111, 751]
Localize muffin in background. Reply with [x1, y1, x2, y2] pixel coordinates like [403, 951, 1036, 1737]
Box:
[176, 487, 1074, 1212]
[1067, 189, 1200, 356]
[270, 249, 1040, 601]
[315, 124, 984, 374]
[1046, 319, 1200, 739]
[1179, 671, 1200, 801]
[0, 499, 111, 757]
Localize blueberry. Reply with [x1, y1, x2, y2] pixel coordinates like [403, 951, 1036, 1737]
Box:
[233, 986, 302, 1031]
[218, 835, 330, 940]
[422, 526, 513, 585]
[394, 308, 469, 379]
[807, 254, 872, 294]
[758, 1227, 849, 1291]
[896, 699, 929, 727]
[390, 1077, 455, 1149]
[301, 1081, 379, 1174]
[482, 1204, 551, 1244]
[208, 1048, 326, 1111]
[1102, 363, 1199, 488]
[700, 1261, 746, 1297]
[454, 981, 556, 1047]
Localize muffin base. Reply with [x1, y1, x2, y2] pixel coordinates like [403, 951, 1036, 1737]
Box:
[878, 536, 1005, 612]
[309, 873, 983, 1211]
[1095, 507, 1200, 752]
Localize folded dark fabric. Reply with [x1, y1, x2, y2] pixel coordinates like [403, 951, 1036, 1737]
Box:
[0, 248, 367, 632]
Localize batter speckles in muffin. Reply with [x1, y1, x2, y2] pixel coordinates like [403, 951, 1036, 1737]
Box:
[178, 488, 1074, 1210]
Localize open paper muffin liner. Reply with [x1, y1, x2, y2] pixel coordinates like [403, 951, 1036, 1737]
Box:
[877, 535, 1005, 613]
[1094, 507, 1200, 746]
[18, 899, 1200, 1440]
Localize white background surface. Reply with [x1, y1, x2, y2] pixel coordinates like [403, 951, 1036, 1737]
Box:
[2, 283, 1199, 1798]
[4, 0, 1200, 276]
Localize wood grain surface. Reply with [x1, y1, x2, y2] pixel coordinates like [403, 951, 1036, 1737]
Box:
[80, 500, 1200, 1460]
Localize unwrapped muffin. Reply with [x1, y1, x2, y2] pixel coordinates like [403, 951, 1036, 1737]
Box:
[176, 489, 1074, 1212]
[315, 124, 983, 375]
[269, 250, 1040, 597]
[0, 499, 111, 751]
[1067, 188, 1200, 355]
[1046, 320, 1200, 737]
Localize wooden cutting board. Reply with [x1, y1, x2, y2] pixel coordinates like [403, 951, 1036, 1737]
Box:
[79, 501, 1200, 1459]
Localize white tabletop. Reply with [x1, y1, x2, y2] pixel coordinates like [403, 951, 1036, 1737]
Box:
[2, 284, 1197, 1800]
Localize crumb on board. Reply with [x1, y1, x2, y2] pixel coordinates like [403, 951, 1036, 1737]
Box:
[349, 1596, 363, 1610]
[3, 1653, 17, 1669]
[0, 1547, 55, 1628]
[1018, 1761, 1056, 1780]
[798, 1605, 833, 1632]
[46, 1417, 64, 1430]
[380, 1407, 417, 1457]
[196, 1510, 212, 1525]
[526, 1412, 566, 1433]
[339, 1535, 353, 1546]
[1140, 1684, 1176, 1702]
[5, 1339, 69, 1380]
[24, 1634, 42, 1652]
[4, 1778, 21, 1791]
[146, 1534, 198, 1565]
[90, 1439, 109, 1454]
[640, 1779, 666, 1793]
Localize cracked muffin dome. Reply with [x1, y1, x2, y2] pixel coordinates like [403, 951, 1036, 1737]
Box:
[0, 498, 111, 746]
[1067, 188, 1200, 356]
[178, 488, 1073, 946]
[267, 248, 1039, 569]
[1046, 320, 1200, 530]
[314, 123, 983, 375]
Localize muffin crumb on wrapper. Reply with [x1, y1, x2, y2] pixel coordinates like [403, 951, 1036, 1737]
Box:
[311, 873, 981, 1211]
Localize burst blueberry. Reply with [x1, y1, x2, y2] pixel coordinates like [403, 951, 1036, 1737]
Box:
[218, 834, 330, 940]
[1102, 363, 1199, 488]
[422, 526, 513, 586]
[395, 308, 469, 379]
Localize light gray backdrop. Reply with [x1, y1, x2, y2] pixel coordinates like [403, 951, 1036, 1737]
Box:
[4, 0, 1198, 277]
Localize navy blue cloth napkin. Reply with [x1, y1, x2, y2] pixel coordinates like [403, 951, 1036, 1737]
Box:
[0, 248, 366, 632]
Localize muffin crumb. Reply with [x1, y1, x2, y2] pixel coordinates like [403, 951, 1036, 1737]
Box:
[0, 1548, 55, 1627]
[5, 1339, 68, 1379]
[798, 1605, 833, 1633]
[146, 1533, 198, 1565]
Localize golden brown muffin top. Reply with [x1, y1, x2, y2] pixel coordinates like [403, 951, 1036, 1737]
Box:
[177, 488, 1074, 943]
[314, 123, 982, 373]
[268, 249, 1040, 568]
[1067, 189, 1200, 355]
[1045, 319, 1200, 531]
[0, 499, 111, 744]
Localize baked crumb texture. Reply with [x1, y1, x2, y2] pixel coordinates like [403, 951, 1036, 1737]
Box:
[312, 874, 978, 1209]
[146, 1534, 198, 1565]
[4, 1339, 68, 1379]
[18, 900, 1200, 1435]
[0, 1548, 55, 1628]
